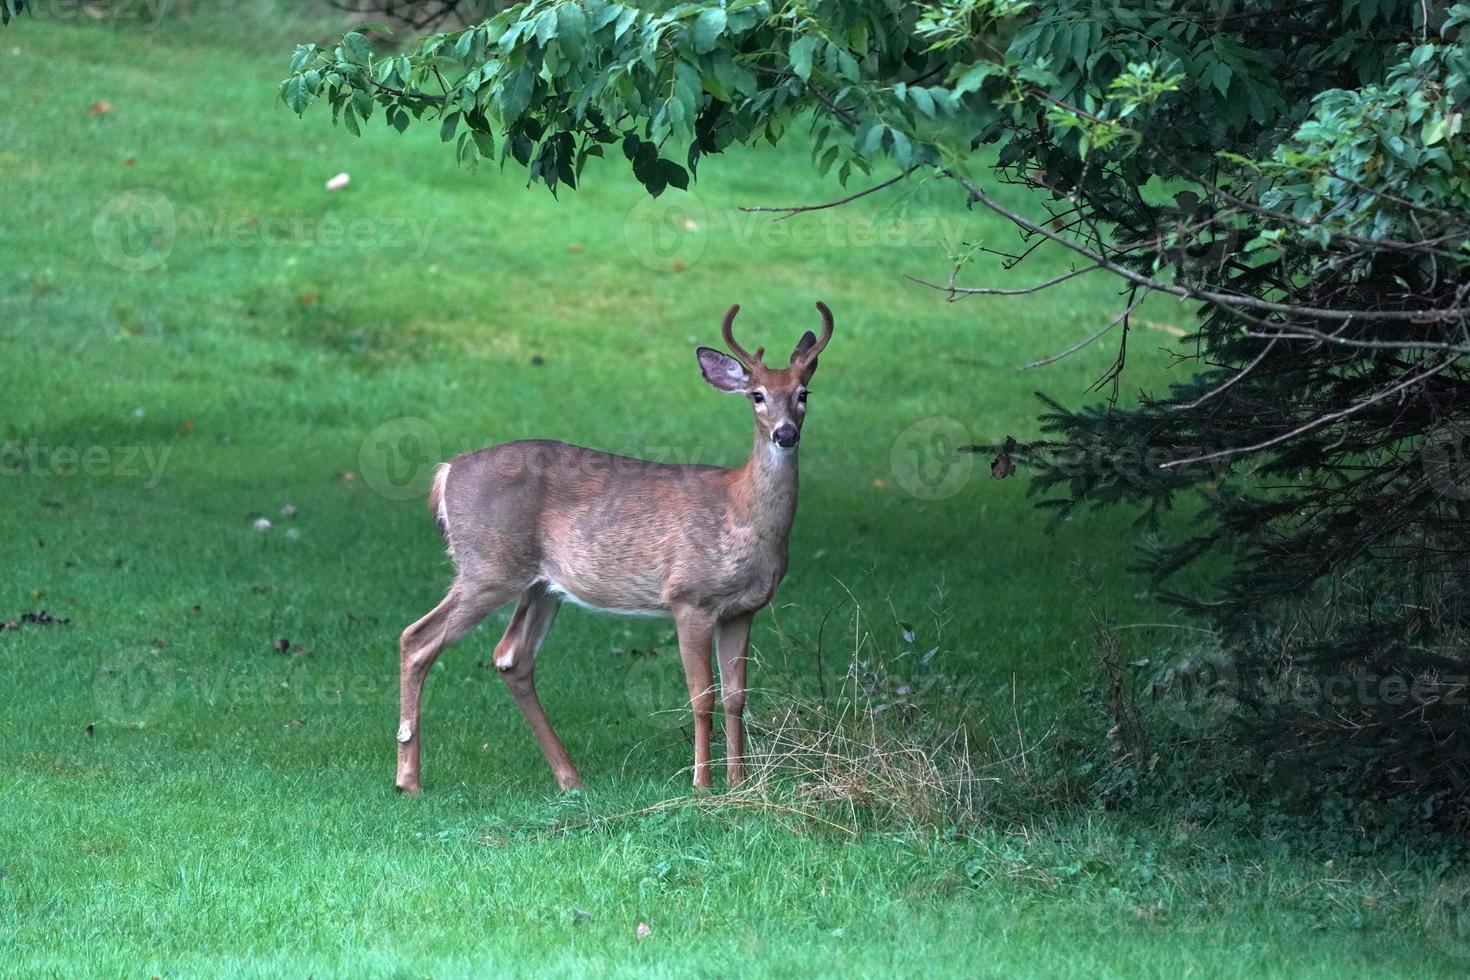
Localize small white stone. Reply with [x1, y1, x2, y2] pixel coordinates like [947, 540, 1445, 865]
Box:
[284, 528, 301, 541]
[325, 172, 351, 191]
[252, 518, 272, 532]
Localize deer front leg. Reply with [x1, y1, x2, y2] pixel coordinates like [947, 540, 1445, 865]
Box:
[715, 614, 752, 787]
[673, 606, 717, 791]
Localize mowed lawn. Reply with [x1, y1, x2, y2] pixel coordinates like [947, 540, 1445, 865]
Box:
[2, 8, 1467, 977]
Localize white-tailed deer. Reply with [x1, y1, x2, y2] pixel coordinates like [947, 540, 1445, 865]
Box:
[394, 302, 834, 794]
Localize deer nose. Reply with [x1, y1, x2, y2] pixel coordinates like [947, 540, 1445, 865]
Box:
[772, 423, 800, 448]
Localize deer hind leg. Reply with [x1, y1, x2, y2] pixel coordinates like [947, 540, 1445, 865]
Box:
[396, 582, 510, 795]
[715, 614, 753, 787]
[673, 606, 718, 791]
[493, 583, 582, 791]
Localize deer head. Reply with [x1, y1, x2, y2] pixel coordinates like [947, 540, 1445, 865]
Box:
[696, 302, 833, 450]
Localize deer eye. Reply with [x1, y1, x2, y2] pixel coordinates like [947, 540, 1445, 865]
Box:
[797, 390, 808, 403]
[751, 391, 765, 404]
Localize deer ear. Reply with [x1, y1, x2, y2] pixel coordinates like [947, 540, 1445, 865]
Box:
[697, 347, 749, 392]
[790, 330, 819, 378]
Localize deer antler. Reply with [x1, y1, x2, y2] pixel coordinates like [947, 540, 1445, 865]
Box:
[800, 301, 834, 363]
[721, 304, 765, 368]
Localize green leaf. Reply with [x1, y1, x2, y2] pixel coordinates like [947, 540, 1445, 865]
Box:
[951, 63, 997, 97]
[692, 8, 726, 54]
[889, 127, 912, 167]
[440, 110, 461, 142]
[1210, 61, 1232, 97]
[790, 35, 818, 82]
[658, 158, 689, 190]
[343, 31, 373, 65]
[909, 86, 936, 118]
[558, 3, 588, 62]
[860, 122, 886, 158]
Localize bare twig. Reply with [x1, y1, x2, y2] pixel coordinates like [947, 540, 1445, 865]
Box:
[1018, 287, 1151, 372]
[741, 169, 916, 221]
[906, 263, 1104, 299]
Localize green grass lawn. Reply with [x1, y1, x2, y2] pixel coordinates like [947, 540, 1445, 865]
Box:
[2, 6, 1468, 977]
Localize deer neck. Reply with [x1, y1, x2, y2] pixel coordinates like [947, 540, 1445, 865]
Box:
[732, 429, 800, 539]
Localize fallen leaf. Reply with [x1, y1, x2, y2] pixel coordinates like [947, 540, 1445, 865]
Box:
[123, 157, 136, 168]
[566, 243, 585, 253]
[88, 100, 112, 116]
[299, 293, 320, 305]
[991, 436, 1017, 480]
[636, 922, 652, 941]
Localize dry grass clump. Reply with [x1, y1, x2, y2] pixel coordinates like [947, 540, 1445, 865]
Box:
[709, 585, 1014, 833]
[728, 691, 994, 832]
